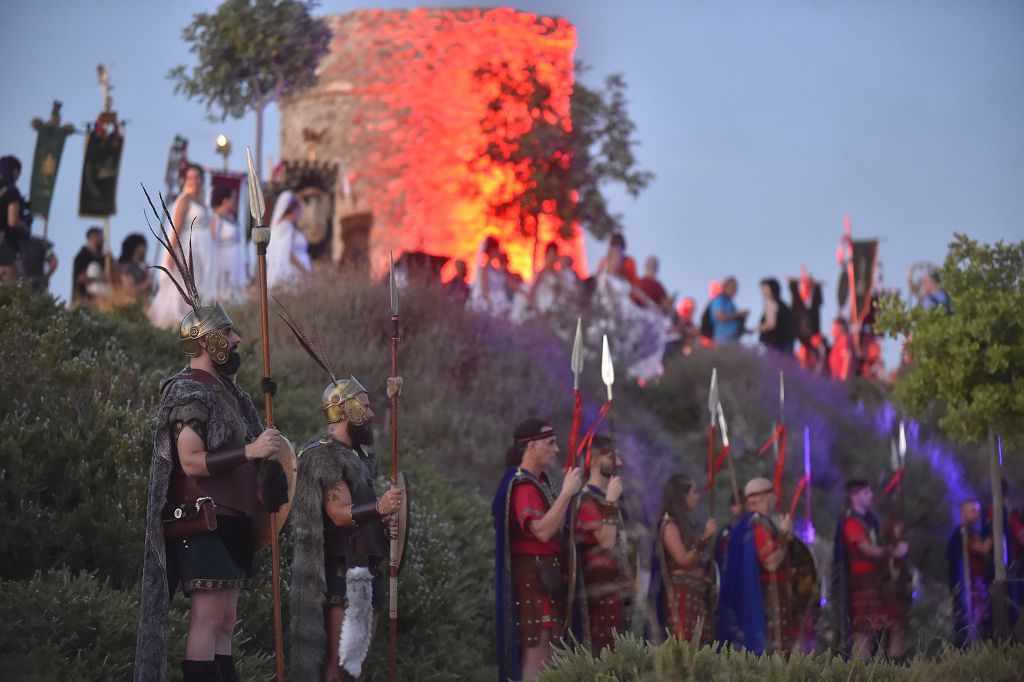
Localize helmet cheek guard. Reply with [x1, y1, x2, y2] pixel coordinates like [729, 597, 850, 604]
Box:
[344, 399, 368, 426]
[206, 329, 232, 365]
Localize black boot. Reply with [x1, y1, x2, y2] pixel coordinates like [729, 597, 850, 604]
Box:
[215, 654, 240, 682]
[182, 659, 220, 682]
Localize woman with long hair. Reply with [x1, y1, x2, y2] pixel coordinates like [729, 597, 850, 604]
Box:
[653, 474, 717, 643]
[266, 190, 311, 289]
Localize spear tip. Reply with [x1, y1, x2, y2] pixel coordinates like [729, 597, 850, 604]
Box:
[600, 334, 614, 400]
[389, 251, 399, 316]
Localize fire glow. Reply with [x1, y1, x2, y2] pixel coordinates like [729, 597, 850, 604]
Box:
[290, 8, 589, 281]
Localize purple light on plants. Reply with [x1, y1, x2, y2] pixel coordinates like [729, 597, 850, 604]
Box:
[912, 591, 918, 600]
[820, 597, 827, 607]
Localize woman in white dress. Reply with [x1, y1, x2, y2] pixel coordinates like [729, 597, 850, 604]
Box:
[469, 236, 512, 317]
[209, 185, 247, 303]
[266, 190, 311, 289]
[148, 164, 215, 328]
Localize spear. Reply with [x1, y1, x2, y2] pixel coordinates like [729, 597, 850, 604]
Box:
[565, 318, 584, 472]
[898, 420, 907, 523]
[715, 400, 740, 507]
[772, 371, 788, 508]
[387, 253, 401, 682]
[581, 336, 614, 471]
[707, 368, 719, 516]
[246, 147, 285, 682]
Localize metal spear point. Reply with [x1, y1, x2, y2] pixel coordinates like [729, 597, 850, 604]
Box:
[571, 317, 584, 391]
[708, 367, 719, 428]
[601, 334, 614, 401]
[716, 401, 730, 448]
[779, 370, 786, 425]
[247, 147, 267, 227]
[890, 438, 900, 472]
[898, 420, 907, 463]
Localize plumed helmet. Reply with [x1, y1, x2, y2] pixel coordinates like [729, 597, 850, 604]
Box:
[322, 376, 369, 424]
[180, 303, 235, 364]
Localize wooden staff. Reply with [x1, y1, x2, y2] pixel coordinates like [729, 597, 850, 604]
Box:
[246, 147, 285, 682]
[388, 253, 401, 682]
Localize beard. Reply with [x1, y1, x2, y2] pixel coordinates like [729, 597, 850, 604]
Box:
[350, 420, 375, 446]
[600, 460, 615, 478]
[219, 350, 242, 376]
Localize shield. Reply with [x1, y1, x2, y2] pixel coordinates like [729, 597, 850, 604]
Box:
[253, 436, 298, 552]
[393, 470, 411, 573]
[788, 537, 821, 644]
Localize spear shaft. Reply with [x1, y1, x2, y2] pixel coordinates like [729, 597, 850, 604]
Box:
[247, 147, 285, 682]
[388, 254, 400, 682]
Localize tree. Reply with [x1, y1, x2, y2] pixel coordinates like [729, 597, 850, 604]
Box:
[875, 234, 1024, 638]
[169, 0, 331, 178]
[476, 62, 653, 268]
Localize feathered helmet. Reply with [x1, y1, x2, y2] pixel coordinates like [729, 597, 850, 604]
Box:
[143, 186, 235, 364]
[275, 300, 369, 425]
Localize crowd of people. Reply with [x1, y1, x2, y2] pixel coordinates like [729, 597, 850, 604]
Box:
[495, 421, 1024, 679]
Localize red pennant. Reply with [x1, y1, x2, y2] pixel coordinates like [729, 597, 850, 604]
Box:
[758, 423, 785, 458]
[773, 425, 787, 507]
[565, 389, 582, 472]
[788, 474, 809, 517]
[883, 468, 905, 497]
[578, 400, 612, 471]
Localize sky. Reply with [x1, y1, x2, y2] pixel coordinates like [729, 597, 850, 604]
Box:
[4, 0, 1023, 367]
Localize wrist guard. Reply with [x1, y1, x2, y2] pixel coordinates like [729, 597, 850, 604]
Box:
[351, 500, 380, 526]
[205, 445, 247, 475]
[600, 502, 620, 524]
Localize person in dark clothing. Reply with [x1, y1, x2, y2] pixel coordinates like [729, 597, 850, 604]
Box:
[72, 226, 105, 306]
[18, 234, 58, 292]
[445, 259, 470, 306]
[756, 278, 794, 355]
[0, 155, 30, 257]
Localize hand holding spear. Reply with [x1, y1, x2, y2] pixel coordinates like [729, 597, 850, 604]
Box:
[246, 147, 286, 682]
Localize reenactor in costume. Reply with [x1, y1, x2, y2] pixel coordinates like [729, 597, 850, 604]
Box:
[947, 500, 993, 646]
[652, 474, 717, 644]
[493, 418, 582, 681]
[570, 435, 631, 655]
[880, 516, 913, 658]
[715, 477, 796, 655]
[134, 196, 288, 682]
[279, 311, 402, 682]
[832, 479, 909, 659]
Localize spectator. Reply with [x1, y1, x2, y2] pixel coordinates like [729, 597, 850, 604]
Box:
[72, 226, 106, 307]
[709, 276, 748, 343]
[828, 318, 853, 380]
[698, 280, 722, 347]
[789, 270, 824, 369]
[210, 185, 247, 303]
[18, 232, 58, 293]
[598, 233, 638, 285]
[673, 296, 699, 356]
[919, 270, 951, 312]
[526, 242, 563, 314]
[637, 255, 671, 312]
[266, 190, 311, 289]
[445, 259, 470, 306]
[117, 233, 152, 305]
[0, 155, 30, 252]
[470, 236, 511, 316]
[756, 277, 794, 355]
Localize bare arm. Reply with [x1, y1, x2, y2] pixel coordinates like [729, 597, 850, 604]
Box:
[529, 491, 574, 543]
[177, 424, 278, 477]
[7, 203, 22, 231]
[758, 300, 778, 332]
[596, 513, 619, 550]
[663, 521, 702, 569]
[324, 480, 356, 527]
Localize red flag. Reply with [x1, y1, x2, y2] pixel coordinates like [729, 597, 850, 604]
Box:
[883, 468, 905, 497]
[565, 389, 582, 472]
[788, 474, 809, 517]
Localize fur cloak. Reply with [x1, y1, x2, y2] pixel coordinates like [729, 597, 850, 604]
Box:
[290, 435, 379, 682]
[133, 367, 261, 682]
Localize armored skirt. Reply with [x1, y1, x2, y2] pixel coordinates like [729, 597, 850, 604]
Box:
[171, 515, 255, 594]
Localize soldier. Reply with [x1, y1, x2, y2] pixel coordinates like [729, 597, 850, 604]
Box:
[947, 500, 993, 646]
[279, 311, 402, 682]
[134, 195, 287, 682]
[833, 479, 909, 659]
[652, 474, 717, 643]
[715, 477, 796, 655]
[570, 435, 631, 655]
[493, 418, 582, 681]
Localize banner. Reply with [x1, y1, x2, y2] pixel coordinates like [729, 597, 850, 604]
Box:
[29, 125, 72, 218]
[850, 239, 879, 323]
[79, 120, 125, 217]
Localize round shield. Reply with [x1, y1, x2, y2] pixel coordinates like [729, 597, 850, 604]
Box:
[253, 436, 298, 552]
[788, 537, 821, 638]
[394, 470, 411, 573]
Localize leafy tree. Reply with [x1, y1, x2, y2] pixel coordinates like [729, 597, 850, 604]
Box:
[476, 62, 653, 267]
[169, 0, 331, 177]
[876, 234, 1024, 638]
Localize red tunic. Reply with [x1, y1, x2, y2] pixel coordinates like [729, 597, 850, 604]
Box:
[576, 493, 624, 654]
[510, 481, 560, 556]
[508, 477, 564, 644]
[843, 516, 887, 633]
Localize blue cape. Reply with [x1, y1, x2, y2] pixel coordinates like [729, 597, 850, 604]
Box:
[714, 512, 767, 653]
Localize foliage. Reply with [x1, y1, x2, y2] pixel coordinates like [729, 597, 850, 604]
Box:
[476, 62, 654, 243]
[875, 234, 1024, 449]
[169, 0, 331, 121]
[541, 633, 1024, 681]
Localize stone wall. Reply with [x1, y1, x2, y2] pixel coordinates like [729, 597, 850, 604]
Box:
[279, 7, 588, 280]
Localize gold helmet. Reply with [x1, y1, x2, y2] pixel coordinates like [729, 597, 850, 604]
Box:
[142, 185, 236, 366]
[322, 376, 369, 424]
[180, 303, 235, 364]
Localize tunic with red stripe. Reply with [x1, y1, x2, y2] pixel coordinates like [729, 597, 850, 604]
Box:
[842, 514, 889, 633]
[575, 487, 627, 654]
[509, 472, 565, 645]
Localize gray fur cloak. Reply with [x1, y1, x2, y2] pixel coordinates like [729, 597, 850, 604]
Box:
[290, 435, 378, 682]
[133, 367, 262, 682]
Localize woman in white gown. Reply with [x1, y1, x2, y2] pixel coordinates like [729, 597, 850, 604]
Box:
[209, 185, 248, 303]
[266, 190, 311, 289]
[469, 236, 512, 317]
[148, 164, 216, 328]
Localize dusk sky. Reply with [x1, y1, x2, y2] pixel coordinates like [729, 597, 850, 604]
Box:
[4, 0, 1022, 367]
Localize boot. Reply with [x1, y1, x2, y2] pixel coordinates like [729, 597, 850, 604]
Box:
[182, 659, 220, 682]
[215, 654, 240, 682]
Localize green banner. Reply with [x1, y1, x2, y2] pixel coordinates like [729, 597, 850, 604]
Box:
[79, 129, 124, 217]
[29, 125, 72, 218]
